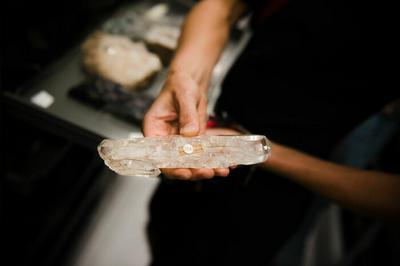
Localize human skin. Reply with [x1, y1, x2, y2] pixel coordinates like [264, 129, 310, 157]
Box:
[143, 0, 246, 180]
[207, 127, 400, 221]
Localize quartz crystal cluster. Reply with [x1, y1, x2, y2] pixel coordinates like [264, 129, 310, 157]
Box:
[81, 31, 162, 90]
[98, 135, 271, 177]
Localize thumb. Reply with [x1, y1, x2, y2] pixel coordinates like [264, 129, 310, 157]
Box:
[179, 97, 200, 137]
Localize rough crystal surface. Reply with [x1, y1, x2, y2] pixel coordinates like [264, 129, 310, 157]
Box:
[98, 135, 271, 177]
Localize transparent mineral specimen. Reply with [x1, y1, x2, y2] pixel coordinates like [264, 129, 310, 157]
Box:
[98, 135, 271, 177]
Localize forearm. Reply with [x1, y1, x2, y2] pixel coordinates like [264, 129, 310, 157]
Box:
[261, 143, 400, 220]
[169, 0, 246, 90]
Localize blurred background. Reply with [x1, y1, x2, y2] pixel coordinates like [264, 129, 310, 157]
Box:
[1, 0, 249, 265]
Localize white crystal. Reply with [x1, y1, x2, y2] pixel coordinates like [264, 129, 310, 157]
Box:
[98, 135, 271, 177]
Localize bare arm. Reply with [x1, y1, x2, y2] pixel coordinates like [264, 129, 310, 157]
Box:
[143, 0, 246, 180]
[170, 0, 246, 92]
[205, 128, 400, 220]
[144, 0, 246, 137]
[262, 142, 400, 221]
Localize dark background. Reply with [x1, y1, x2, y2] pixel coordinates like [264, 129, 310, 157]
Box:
[1, 1, 131, 265]
[2, 0, 127, 93]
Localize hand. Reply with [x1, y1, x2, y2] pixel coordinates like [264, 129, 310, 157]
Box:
[143, 71, 238, 180]
[143, 71, 208, 137]
[155, 127, 240, 180]
[143, 71, 210, 180]
[204, 127, 240, 136]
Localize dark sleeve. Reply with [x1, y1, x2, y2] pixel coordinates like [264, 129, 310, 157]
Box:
[240, 0, 268, 11]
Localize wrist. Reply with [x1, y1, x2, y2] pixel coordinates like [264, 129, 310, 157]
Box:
[169, 59, 213, 90]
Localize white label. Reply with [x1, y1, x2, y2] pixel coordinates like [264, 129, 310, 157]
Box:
[31, 90, 54, 109]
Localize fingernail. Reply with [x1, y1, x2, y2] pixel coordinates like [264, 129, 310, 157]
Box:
[181, 124, 198, 136]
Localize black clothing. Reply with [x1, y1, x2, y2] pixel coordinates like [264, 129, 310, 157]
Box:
[218, 0, 398, 157]
[148, 1, 399, 265]
[148, 168, 312, 266]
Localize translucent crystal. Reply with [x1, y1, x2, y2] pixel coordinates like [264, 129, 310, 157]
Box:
[98, 135, 271, 177]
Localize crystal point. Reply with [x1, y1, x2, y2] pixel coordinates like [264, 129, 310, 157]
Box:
[98, 135, 271, 177]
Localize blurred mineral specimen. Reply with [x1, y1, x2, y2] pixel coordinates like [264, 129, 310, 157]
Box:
[144, 25, 180, 64]
[81, 31, 162, 90]
[98, 135, 271, 177]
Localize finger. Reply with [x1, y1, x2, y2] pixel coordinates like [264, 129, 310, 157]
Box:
[143, 116, 173, 137]
[142, 93, 179, 137]
[214, 168, 230, 177]
[177, 93, 200, 137]
[205, 128, 241, 136]
[191, 168, 214, 180]
[197, 95, 208, 135]
[162, 168, 192, 180]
